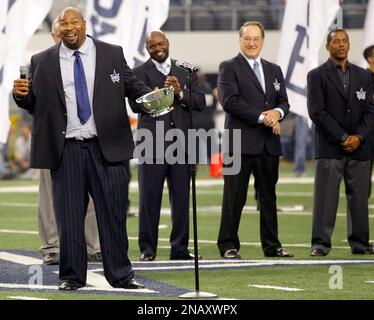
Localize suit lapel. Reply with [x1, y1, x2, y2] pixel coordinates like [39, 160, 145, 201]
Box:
[93, 39, 106, 101]
[325, 61, 348, 100]
[48, 44, 66, 109]
[237, 54, 265, 96]
[261, 59, 273, 96]
[348, 64, 359, 103]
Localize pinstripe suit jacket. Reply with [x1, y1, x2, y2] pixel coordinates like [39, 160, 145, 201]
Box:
[14, 37, 150, 169]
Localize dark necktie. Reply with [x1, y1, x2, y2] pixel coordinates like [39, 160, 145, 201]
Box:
[73, 51, 91, 124]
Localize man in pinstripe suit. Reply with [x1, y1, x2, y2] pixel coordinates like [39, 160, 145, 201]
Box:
[13, 7, 150, 290]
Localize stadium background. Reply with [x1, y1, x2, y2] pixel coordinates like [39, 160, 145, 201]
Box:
[1, 0, 374, 301]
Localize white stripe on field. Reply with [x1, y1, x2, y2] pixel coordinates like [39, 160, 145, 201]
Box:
[0, 230, 355, 250]
[248, 284, 304, 292]
[0, 202, 37, 208]
[0, 229, 38, 235]
[0, 252, 42, 265]
[7, 296, 49, 300]
[0, 283, 155, 293]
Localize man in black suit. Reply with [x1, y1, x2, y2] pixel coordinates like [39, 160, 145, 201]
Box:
[363, 45, 374, 197]
[13, 7, 150, 290]
[308, 29, 374, 256]
[130, 31, 205, 261]
[217, 21, 292, 259]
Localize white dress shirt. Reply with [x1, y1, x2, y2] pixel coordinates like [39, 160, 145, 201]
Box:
[59, 36, 97, 139]
[151, 57, 172, 75]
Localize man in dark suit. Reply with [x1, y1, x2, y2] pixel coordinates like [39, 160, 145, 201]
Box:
[129, 31, 205, 261]
[13, 7, 150, 290]
[217, 21, 293, 259]
[363, 45, 374, 197]
[307, 29, 374, 256]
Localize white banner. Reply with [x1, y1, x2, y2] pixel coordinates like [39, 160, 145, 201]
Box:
[0, 0, 52, 144]
[86, 0, 169, 119]
[362, 0, 374, 68]
[277, 0, 340, 118]
[86, 0, 170, 69]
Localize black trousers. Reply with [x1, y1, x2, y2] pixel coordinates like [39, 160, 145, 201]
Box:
[217, 153, 282, 256]
[138, 162, 190, 258]
[51, 139, 133, 287]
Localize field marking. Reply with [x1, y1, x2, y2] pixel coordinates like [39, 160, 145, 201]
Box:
[7, 296, 49, 300]
[0, 178, 315, 194]
[0, 252, 42, 265]
[248, 284, 304, 292]
[0, 283, 155, 293]
[0, 229, 38, 235]
[0, 230, 355, 250]
[0, 202, 37, 208]
[2, 251, 373, 269]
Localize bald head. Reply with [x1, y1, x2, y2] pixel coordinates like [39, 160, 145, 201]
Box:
[146, 31, 169, 63]
[58, 7, 84, 21]
[58, 7, 86, 50]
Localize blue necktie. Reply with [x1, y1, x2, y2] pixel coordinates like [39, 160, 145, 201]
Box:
[73, 51, 91, 124]
[253, 61, 265, 92]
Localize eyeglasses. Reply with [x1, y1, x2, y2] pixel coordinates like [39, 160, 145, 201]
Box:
[241, 37, 263, 44]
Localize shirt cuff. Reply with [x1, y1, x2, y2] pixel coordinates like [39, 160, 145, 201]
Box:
[274, 108, 284, 120]
[258, 114, 265, 124]
[356, 134, 364, 143]
[341, 133, 349, 142]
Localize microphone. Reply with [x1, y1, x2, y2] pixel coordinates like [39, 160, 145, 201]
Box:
[176, 60, 200, 73]
[19, 66, 28, 79]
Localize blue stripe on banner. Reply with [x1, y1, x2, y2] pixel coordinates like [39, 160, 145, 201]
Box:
[8, 0, 17, 12]
[1, 0, 17, 35]
[0, 66, 3, 86]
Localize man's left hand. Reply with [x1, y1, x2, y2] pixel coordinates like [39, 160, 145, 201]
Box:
[164, 76, 182, 95]
[341, 135, 361, 153]
[262, 109, 281, 127]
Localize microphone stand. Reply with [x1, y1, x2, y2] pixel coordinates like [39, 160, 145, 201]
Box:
[178, 70, 217, 299]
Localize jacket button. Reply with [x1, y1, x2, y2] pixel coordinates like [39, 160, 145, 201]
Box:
[347, 109, 351, 113]
[62, 131, 66, 135]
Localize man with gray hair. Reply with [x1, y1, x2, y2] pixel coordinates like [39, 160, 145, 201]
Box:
[217, 21, 292, 259]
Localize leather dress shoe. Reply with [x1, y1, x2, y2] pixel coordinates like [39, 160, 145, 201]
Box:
[265, 248, 294, 257]
[42, 252, 59, 265]
[88, 252, 102, 262]
[223, 249, 241, 259]
[122, 279, 145, 289]
[139, 253, 155, 261]
[58, 280, 84, 291]
[352, 247, 374, 254]
[170, 252, 200, 260]
[310, 248, 328, 256]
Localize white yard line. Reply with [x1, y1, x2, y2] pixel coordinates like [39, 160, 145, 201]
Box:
[0, 178, 313, 194]
[7, 296, 49, 300]
[0, 283, 155, 293]
[0, 231, 357, 250]
[0, 202, 37, 208]
[0, 252, 42, 265]
[248, 284, 304, 292]
[0, 229, 38, 235]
